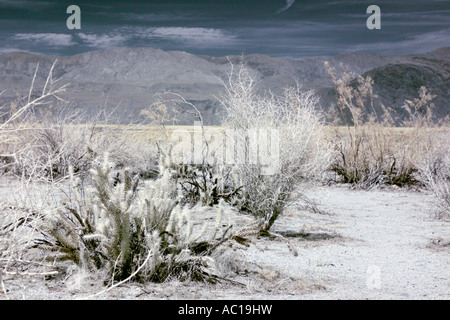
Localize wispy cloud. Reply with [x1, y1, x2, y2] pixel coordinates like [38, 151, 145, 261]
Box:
[0, 47, 33, 54]
[75, 27, 236, 50]
[78, 33, 128, 49]
[136, 27, 236, 47]
[277, 0, 295, 14]
[12, 33, 74, 47]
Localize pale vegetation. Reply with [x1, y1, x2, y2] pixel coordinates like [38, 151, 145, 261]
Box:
[0, 58, 448, 296]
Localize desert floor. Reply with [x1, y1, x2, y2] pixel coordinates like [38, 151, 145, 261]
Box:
[0, 180, 448, 300]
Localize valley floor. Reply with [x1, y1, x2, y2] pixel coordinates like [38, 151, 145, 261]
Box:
[0, 181, 449, 300]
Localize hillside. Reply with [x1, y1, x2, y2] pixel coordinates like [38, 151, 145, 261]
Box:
[0, 47, 449, 125]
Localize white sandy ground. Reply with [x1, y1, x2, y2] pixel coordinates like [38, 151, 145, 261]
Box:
[0, 180, 449, 300]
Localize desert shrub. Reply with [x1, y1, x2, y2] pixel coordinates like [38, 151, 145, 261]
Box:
[326, 62, 440, 189]
[0, 61, 67, 177]
[175, 163, 242, 206]
[414, 128, 450, 219]
[168, 126, 244, 208]
[218, 62, 332, 232]
[10, 115, 96, 180]
[140, 94, 244, 207]
[39, 152, 238, 284]
[0, 61, 159, 182]
[402, 87, 449, 218]
[0, 61, 93, 179]
[3, 106, 154, 182]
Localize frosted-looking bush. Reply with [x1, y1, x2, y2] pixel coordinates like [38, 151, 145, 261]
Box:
[218, 62, 332, 232]
[415, 132, 450, 219]
[41, 151, 239, 284]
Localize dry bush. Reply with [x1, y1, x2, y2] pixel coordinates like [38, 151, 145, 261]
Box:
[326, 62, 450, 217]
[0, 181, 64, 294]
[403, 87, 449, 219]
[0, 61, 92, 180]
[37, 151, 247, 285]
[175, 163, 242, 207]
[140, 94, 243, 208]
[2, 105, 159, 182]
[326, 62, 441, 189]
[6, 113, 95, 180]
[0, 62, 159, 182]
[0, 61, 67, 177]
[218, 61, 332, 232]
[415, 130, 450, 219]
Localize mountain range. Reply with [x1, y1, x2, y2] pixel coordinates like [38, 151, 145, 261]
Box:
[0, 46, 449, 125]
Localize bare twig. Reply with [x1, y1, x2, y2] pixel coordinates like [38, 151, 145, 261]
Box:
[78, 249, 154, 300]
[1, 60, 68, 131]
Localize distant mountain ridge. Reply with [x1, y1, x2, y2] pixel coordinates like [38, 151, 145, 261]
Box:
[0, 47, 449, 125]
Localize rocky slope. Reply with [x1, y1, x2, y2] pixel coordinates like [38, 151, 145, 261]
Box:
[0, 47, 448, 124]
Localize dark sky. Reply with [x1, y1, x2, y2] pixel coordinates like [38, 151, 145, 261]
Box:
[0, 0, 449, 57]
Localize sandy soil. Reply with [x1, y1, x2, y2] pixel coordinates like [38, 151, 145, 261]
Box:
[0, 182, 449, 300]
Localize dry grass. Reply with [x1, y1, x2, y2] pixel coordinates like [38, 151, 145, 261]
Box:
[325, 62, 449, 190]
